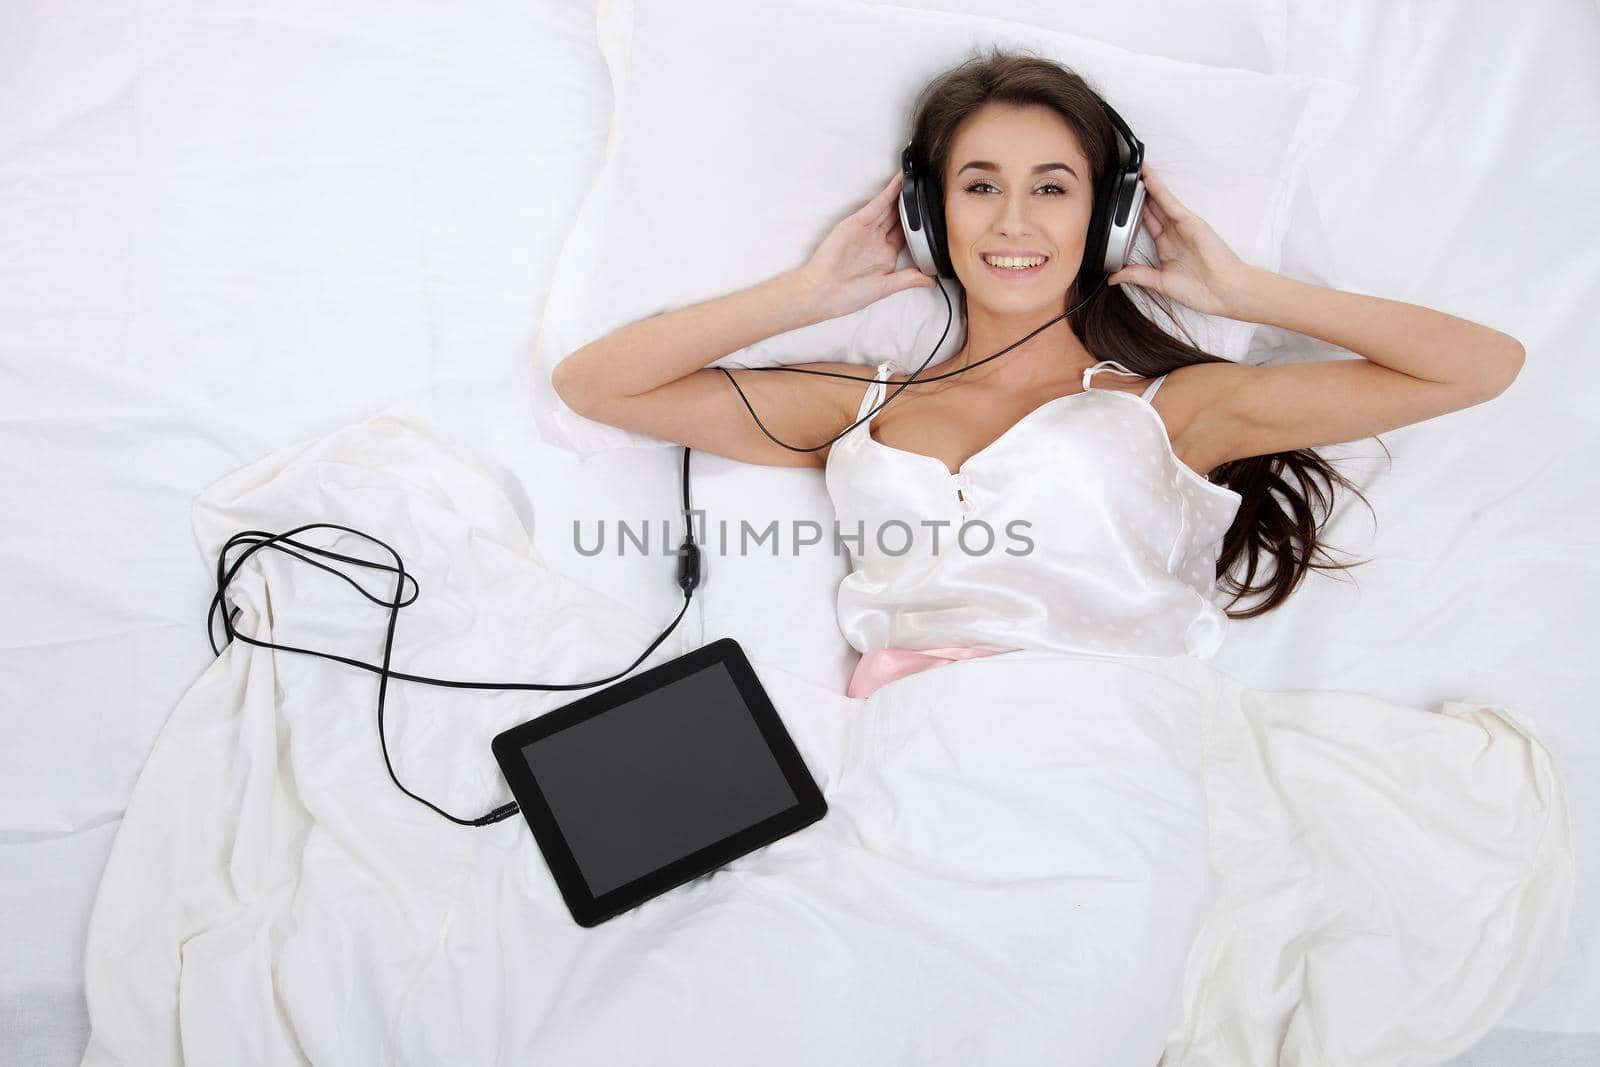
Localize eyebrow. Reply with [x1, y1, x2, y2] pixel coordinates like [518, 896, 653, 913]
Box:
[957, 161, 1079, 180]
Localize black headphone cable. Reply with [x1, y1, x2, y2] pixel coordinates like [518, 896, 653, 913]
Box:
[718, 273, 1107, 456]
[206, 448, 703, 828]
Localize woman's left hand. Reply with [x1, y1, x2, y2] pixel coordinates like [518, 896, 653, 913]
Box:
[1107, 163, 1258, 318]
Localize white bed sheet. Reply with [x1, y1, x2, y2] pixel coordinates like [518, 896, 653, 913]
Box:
[0, 0, 619, 1062]
[70, 414, 1571, 1065]
[1, 0, 1597, 1064]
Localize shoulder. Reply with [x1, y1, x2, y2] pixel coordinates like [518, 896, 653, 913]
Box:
[762, 360, 889, 463]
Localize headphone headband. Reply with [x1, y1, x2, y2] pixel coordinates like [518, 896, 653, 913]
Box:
[1097, 97, 1144, 170]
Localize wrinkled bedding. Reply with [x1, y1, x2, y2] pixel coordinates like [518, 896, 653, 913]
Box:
[77, 417, 1573, 1066]
[4, 2, 1598, 1064]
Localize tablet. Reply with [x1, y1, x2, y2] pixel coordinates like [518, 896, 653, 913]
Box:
[490, 636, 827, 927]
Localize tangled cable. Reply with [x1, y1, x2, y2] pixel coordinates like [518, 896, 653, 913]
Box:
[206, 450, 703, 827]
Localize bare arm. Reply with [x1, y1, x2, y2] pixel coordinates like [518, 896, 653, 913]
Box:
[551, 269, 830, 404]
[1111, 163, 1524, 393]
[550, 170, 938, 469]
[550, 271, 871, 469]
[1224, 266, 1524, 392]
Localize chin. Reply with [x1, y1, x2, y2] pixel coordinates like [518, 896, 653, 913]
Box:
[976, 275, 1062, 301]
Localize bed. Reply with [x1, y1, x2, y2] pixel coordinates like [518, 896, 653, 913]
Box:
[1, 1, 1596, 1063]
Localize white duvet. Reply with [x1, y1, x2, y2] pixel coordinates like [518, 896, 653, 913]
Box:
[77, 417, 1574, 1066]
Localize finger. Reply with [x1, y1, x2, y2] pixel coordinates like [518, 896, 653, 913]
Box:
[1142, 199, 1177, 250]
[855, 173, 899, 220]
[1107, 263, 1162, 289]
[876, 171, 904, 208]
[882, 191, 904, 226]
[1139, 204, 1164, 239]
[1140, 163, 1192, 221]
[892, 268, 938, 292]
[863, 174, 905, 225]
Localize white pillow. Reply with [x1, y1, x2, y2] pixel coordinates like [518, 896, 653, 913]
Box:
[864, 0, 1288, 72]
[534, 0, 1355, 451]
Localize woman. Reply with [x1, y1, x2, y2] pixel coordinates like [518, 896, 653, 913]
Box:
[553, 53, 1524, 694]
[552, 50, 1569, 1066]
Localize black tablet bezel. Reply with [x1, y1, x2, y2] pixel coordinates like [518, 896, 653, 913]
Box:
[490, 636, 827, 928]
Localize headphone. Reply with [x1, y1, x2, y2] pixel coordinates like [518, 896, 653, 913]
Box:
[897, 95, 1146, 294]
[719, 93, 1147, 460]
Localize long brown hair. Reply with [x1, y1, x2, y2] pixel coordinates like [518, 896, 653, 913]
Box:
[909, 46, 1379, 619]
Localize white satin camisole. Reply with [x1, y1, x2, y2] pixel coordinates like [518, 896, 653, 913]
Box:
[823, 359, 1244, 661]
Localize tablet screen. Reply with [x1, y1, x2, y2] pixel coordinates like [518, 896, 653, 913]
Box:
[514, 660, 799, 898]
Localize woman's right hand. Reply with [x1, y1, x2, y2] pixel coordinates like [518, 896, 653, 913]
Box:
[794, 171, 941, 321]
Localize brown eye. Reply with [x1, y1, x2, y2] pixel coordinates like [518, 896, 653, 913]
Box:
[964, 181, 1067, 196]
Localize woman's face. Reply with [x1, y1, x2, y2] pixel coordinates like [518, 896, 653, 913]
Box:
[941, 103, 1095, 311]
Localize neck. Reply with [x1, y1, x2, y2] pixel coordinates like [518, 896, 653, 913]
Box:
[953, 301, 1096, 389]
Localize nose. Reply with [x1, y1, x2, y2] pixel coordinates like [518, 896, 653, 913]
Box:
[996, 188, 1035, 237]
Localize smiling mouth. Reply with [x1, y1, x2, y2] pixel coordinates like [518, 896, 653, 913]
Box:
[980, 255, 1050, 278]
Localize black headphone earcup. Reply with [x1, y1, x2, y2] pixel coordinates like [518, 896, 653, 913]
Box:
[1077, 160, 1119, 294]
[900, 144, 954, 279]
[920, 173, 955, 279]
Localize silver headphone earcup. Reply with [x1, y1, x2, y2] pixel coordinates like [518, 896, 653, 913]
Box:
[1102, 180, 1146, 273]
[898, 189, 941, 277]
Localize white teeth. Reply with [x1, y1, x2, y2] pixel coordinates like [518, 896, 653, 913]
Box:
[983, 255, 1047, 269]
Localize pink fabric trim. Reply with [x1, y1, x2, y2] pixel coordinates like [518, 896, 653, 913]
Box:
[846, 645, 1005, 699]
